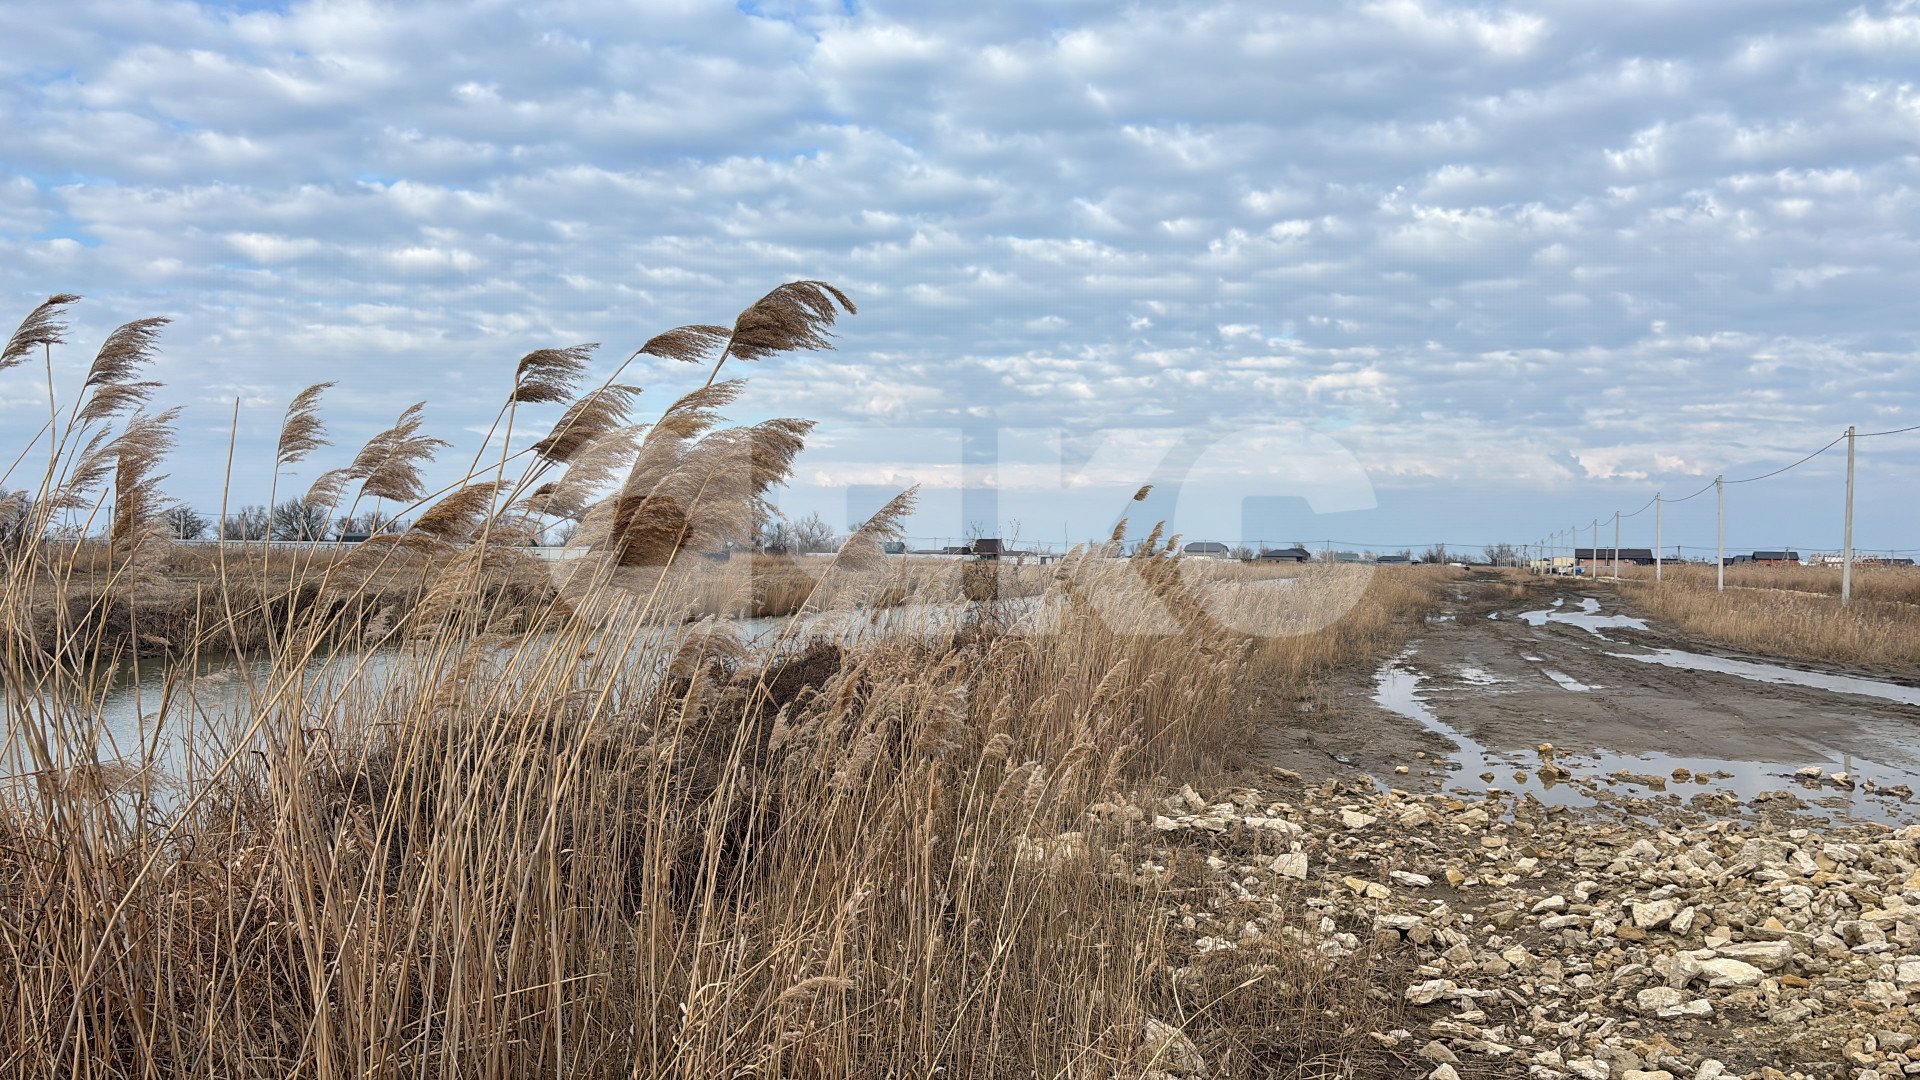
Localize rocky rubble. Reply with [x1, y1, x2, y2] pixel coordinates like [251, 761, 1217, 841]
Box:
[1092, 773, 1920, 1078]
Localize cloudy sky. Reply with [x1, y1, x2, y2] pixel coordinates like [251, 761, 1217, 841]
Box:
[4, 0, 1918, 555]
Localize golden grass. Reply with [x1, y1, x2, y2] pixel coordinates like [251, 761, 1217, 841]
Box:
[1614, 560, 1920, 606]
[1618, 575, 1920, 672]
[1, 288, 1453, 1078]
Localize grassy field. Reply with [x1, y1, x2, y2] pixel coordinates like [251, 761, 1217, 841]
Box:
[1615, 560, 1920, 606]
[1, 288, 1454, 1078]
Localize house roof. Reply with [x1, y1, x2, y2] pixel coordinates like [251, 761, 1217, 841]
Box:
[1574, 548, 1655, 560]
[1752, 550, 1800, 561]
[1183, 541, 1230, 554]
[1258, 546, 1313, 559]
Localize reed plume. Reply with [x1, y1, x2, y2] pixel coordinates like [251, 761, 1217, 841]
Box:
[74, 316, 169, 426]
[277, 382, 335, 467]
[50, 428, 115, 512]
[830, 485, 918, 571]
[725, 280, 856, 362]
[521, 424, 644, 522]
[530, 384, 642, 464]
[639, 324, 729, 365]
[303, 467, 352, 512]
[107, 408, 181, 563]
[349, 402, 449, 503]
[408, 481, 503, 543]
[1, 293, 80, 372]
[511, 344, 597, 405]
[649, 380, 745, 444]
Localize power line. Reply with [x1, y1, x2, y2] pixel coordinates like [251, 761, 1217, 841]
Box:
[1722, 433, 1846, 485]
[1618, 494, 1658, 519]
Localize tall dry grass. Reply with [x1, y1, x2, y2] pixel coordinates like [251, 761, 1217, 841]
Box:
[1, 288, 1446, 1078]
[1615, 560, 1920, 607]
[1618, 577, 1920, 672]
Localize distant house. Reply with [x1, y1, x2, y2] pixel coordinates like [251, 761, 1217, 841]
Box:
[969, 538, 1003, 560]
[1375, 554, 1411, 565]
[1728, 550, 1800, 566]
[1573, 547, 1656, 566]
[1258, 546, 1313, 563]
[1182, 541, 1231, 559]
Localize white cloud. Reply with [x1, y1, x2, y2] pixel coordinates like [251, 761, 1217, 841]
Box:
[0, 0, 1915, 548]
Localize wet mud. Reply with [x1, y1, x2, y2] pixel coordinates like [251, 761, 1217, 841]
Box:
[1258, 574, 1920, 824]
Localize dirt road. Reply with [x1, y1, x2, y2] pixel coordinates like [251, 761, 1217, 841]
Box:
[1261, 573, 1920, 822]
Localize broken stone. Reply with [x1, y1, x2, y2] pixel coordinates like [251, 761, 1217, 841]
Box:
[1696, 957, 1765, 988]
[1629, 899, 1681, 931]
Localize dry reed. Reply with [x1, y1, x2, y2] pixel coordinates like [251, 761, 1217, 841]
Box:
[0, 287, 1451, 1078]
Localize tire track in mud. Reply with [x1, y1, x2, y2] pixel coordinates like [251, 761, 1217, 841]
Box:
[1268, 574, 1920, 824]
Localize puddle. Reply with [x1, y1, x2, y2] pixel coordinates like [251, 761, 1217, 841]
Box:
[1371, 655, 1918, 823]
[1578, 597, 1599, 613]
[1551, 598, 1564, 608]
[1487, 612, 1499, 620]
[1542, 669, 1595, 693]
[1614, 649, 1920, 709]
[1518, 606, 1648, 635]
[1456, 666, 1506, 687]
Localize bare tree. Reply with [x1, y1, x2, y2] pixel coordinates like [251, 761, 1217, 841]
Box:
[270, 499, 330, 541]
[164, 505, 209, 540]
[1229, 543, 1255, 561]
[757, 515, 796, 555]
[222, 504, 271, 541]
[1418, 544, 1450, 565]
[331, 509, 392, 539]
[1482, 543, 1523, 567]
[793, 511, 838, 554]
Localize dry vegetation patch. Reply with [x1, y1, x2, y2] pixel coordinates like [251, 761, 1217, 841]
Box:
[2, 288, 1459, 1078]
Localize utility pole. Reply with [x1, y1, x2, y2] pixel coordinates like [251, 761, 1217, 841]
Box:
[1715, 474, 1725, 593]
[1654, 494, 1663, 583]
[1612, 511, 1621, 581]
[1843, 424, 1856, 606]
[1590, 519, 1598, 577]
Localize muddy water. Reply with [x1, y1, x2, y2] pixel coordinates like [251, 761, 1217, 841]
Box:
[1371, 655, 1920, 822]
[31, 594, 1052, 778]
[1615, 648, 1920, 708]
[1517, 596, 1648, 636]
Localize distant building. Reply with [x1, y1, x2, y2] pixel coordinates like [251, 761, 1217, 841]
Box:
[1332, 550, 1364, 563]
[1182, 541, 1232, 558]
[1574, 547, 1656, 566]
[1258, 546, 1313, 563]
[969, 538, 1003, 559]
[1726, 550, 1800, 566]
[1374, 554, 1411, 565]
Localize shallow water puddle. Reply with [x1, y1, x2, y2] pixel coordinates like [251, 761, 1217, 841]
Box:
[1541, 669, 1595, 692]
[1613, 649, 1920, 709]
[1371, 655, 1918, 822]
[1455, 666, 1506, 687]
[1518, 605, 1647, 635]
